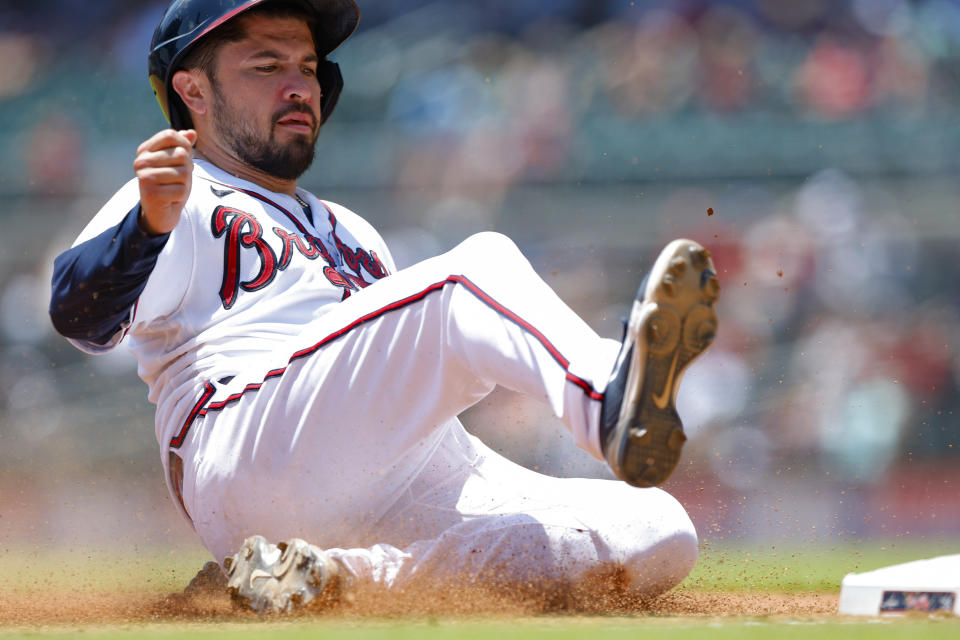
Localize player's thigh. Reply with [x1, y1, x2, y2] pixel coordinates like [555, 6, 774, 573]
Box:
[400, 433, 697, 562]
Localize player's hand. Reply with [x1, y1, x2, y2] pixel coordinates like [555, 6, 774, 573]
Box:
[134, 129, 198, 236]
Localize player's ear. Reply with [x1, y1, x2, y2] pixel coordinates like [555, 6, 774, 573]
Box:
[171, 69, 209, 119]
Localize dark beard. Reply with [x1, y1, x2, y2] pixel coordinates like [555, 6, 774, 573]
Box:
[211, 82, 318, 181]
[233, 127, 316, 180]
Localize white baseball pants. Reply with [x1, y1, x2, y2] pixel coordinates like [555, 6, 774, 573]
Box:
[176, 232, 698, 594]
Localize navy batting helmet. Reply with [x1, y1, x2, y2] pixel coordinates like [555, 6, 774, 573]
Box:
[148, 0, 360, 130]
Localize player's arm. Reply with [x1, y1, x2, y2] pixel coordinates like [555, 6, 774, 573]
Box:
[49, 130, 196, 348]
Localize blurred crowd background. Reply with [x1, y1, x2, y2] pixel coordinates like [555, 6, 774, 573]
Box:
[0, 0, 958, 553]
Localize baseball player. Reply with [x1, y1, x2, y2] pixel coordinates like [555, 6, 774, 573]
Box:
[49, 0, 719, 613]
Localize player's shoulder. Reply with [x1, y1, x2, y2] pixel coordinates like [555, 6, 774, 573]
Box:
[73, 177, 141, 246]
[101, 176, 142, 213]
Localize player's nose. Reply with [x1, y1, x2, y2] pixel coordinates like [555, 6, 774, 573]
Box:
[282, 69, 316, 104]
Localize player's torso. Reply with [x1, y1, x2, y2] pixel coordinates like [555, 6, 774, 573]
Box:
[130, 160, 392, 412]
[184, 171, 388, 331]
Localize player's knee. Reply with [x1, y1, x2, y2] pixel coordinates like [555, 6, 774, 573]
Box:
[663, 520, 699, 581]
[623, 490, 699, 594]
[457, 232, 525, 266]
[632, 525, 698, 595]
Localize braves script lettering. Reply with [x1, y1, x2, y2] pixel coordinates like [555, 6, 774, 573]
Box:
[212, 207, 387, 309]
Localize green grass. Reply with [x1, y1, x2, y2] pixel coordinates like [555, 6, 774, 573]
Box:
[681, 538, 960, 592]
[1, 543, 213, 595]
[2, 619, 960, 640]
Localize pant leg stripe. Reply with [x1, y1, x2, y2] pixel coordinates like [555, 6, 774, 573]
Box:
[452, 275, 604, 400]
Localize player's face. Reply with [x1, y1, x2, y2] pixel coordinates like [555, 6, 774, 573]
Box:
[209, 16, 322, 180]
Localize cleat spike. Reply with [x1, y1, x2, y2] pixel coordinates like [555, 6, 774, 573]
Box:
[668, 257, 686, 276]
[690, 249, 707, 269]
[641, 467, 660, 486]
[630, 428, 650, 446]
[648, 321, 661, 342]
[668, 428, 687, 451]
[699, 327, 716, 346]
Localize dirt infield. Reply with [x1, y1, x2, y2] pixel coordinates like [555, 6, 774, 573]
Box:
[5, 544, 886, 628]
[0, 586, 838, 626]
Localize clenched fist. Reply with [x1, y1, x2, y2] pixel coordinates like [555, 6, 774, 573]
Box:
[134, 129, 198, 236]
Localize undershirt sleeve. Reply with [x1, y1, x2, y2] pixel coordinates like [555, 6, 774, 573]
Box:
[49, 204, 170, 347]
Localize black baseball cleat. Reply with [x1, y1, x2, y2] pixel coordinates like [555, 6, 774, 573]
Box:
[600, 239, 720, 488]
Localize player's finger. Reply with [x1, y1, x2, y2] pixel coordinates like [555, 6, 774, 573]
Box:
[136, 158, 191, 176]
[136, 129, 195, 155]
[137, 166, 192, 185]
[134, 146, 193, 170]
[180, 129, 198, 146]
[136, 130, 175, 155]
[141, 183, 191, 199]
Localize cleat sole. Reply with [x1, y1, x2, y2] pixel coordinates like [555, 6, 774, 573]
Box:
[605, 239, 719, 488]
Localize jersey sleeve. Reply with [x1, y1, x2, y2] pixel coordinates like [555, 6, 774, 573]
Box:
[49, 177, 195, 354]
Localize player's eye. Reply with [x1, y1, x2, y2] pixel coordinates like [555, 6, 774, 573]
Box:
[255, 65, 277, 72]
[301, 67, 316, 77]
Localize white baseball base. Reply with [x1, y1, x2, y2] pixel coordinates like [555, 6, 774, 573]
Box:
[838, 554, 960, 616]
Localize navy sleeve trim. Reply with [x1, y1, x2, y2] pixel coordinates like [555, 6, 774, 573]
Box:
[50, 204, 170, 346]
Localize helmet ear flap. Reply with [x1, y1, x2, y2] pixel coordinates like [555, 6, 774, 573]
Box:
[317, 60, 343, 125]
